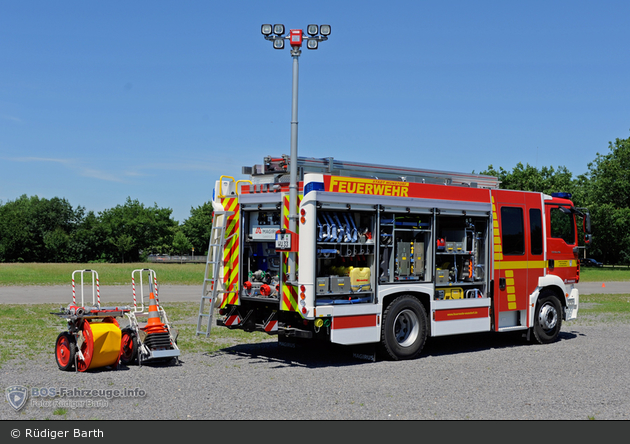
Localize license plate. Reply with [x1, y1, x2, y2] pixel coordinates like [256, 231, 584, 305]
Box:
[275, 233, 291, 250]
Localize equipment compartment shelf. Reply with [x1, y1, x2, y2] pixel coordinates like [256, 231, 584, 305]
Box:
[317, 242, 375, 246]
[317, 243, 374, 258]
[315, 293, 374, 306]
[436, 252, 476, 255]
[435, 282, 484, 287]
[434, 283, 486, 300]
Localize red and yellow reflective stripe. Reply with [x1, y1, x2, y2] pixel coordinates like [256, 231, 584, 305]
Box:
[496, 261, 547, 269]
[492, 196, 503, 262]
[281, 194, 301, 313]
[222, 197, 240, 307]
[504, 270, 516, 309]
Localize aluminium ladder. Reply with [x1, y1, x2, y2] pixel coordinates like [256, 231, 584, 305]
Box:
[196, 209, 234, 336]
[251, 155, 500, 189]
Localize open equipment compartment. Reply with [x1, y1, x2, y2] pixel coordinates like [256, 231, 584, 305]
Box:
[315, 209, 376, 305]
[434, 212, 489, 300]
[241, 207, 282, 300]
[378, 211, 432, 284]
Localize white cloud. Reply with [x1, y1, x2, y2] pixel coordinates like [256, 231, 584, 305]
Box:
[1, 114, 23, 124]
[146, 161, 223, 172]
[79, 167, 126, 183]
[10, 156, 126, 183]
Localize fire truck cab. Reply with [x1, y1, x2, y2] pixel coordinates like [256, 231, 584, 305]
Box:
[198, 155, 589, 360]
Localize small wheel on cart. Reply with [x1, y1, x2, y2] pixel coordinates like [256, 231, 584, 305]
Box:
[55, 332, 76, 371]
[120, 328, 138, 365]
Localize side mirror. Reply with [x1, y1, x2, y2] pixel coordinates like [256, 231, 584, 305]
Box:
[576, 208, 592, 234]
[584, 234, 592, 247]
[578, 208, 592, 234]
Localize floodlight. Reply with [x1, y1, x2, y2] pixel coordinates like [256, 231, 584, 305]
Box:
[306, 39, 318, 50]
[307, 24, 318, 36]
[320, 24, 331, 36]
[261, 24, 272, 35]
[273, 24, 285, 35]
[273, 38, 285, 50]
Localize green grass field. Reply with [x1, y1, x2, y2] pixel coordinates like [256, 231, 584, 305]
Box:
[0, 262, 206, 286]
[574, 293, 630, 324]
[579, 266, 630, 282]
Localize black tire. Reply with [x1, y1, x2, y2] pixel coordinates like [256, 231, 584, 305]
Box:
[55, 332, 76, 371]
[532, 291, 562, 344]
[380, 295, 428, 360]
[120, 328, 138, 365]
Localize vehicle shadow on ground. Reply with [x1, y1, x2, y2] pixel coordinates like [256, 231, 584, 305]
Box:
[207, 340, 361, 368]
[207, 329, 579, 368]
[422, 329, 578, 358]
[77, 357, 182, 373]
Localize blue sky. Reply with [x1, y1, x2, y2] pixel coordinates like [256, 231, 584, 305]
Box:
[1, 1, 629, 223]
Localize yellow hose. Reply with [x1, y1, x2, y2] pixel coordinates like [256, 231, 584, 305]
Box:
[87, 323, 122, 370]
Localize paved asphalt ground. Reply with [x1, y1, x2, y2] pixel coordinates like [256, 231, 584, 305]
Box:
[0, 285, 200, 305]
[0, 281, 627, 305]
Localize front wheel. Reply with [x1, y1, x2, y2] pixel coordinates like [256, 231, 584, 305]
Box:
[532, 292, 562, 344]
[380, 295, 428, 360]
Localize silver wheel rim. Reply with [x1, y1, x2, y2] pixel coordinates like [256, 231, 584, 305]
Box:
[393, 309, 419, 347]
[538, 301, 558, 331]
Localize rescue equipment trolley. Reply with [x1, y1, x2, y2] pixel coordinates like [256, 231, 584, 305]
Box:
[53, 269, 130, 372]
[119, 269, 180, 366]
[52, 269, 180, 371]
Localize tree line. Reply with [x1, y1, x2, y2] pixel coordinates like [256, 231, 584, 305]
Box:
[1, 134, 628, 264]
[480, 134, 630, 265]
[0, 196, 213, 263]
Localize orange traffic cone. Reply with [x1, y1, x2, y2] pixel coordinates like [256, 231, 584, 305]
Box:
[602, 283, 606, 288]
[142, 291, 167, 334]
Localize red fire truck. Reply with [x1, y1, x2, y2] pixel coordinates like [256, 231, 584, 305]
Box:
[196, 155, 590, 360]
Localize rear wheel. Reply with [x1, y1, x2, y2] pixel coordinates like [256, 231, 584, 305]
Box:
[120, 328, 138, 365]
[380, 295, 427, 360]
[55, 332, 76, 371]
[532, 291, 562, 344]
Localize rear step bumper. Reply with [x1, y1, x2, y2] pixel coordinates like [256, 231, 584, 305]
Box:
[216, 318, 313, 339]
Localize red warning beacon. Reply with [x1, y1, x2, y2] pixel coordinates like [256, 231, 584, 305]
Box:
[289, 29, 303, 47]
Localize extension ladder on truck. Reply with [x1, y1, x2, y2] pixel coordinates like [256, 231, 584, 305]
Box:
[248, 155, 500, 189]
[196, 208, 234, 336]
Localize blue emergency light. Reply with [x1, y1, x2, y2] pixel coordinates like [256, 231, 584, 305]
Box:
[305, 181, 325, 195]
[551, 192, 572, 199]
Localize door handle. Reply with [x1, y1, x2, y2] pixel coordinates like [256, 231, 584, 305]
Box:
[499, 277, 506, 290]
[548, 259, 555, 270]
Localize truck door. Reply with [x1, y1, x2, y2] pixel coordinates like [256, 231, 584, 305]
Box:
[545, 202, 578, 284]
[492, 190, 532, 329]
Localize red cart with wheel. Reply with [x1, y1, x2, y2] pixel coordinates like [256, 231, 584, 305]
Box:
[119, 269, 180, 366]
[52, 270, 130, 372]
